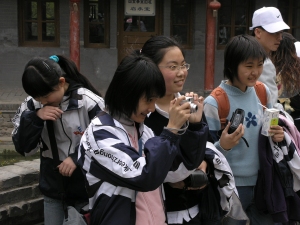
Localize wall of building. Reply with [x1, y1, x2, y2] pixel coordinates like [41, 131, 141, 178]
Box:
[0, 1, 277, 99]
[0, 0, 118, 98]
[0, 0, 212, 99]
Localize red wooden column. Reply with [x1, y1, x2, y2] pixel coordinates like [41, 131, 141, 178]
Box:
[204, 0, 221, 94]
[70, 0, 80, 70]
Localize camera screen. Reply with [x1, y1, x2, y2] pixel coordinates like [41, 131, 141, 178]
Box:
[232, 114, 241, 126]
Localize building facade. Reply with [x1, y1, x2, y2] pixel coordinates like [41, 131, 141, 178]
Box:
[0, 0, 299, 97]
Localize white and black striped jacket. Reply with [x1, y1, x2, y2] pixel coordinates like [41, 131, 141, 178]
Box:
[78, 111, 208, 225]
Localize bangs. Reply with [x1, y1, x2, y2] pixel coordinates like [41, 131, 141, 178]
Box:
[120, 57, 166, 101]
[232, 36, 267, 63]
[141, 67, 166, 100]
[239, 41, 266, 63]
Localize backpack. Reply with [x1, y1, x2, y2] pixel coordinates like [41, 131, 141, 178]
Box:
[210, 81, 267, 130]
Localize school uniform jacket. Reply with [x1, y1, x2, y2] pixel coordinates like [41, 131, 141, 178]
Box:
[145, 110, 248, 223]
[77, 111, 209, 225]
[255, 119, 300, 223]
[11, 85, 105, 201]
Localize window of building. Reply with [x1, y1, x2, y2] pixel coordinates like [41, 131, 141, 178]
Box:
[171, 0, 194, 48]
[84, 0, 110, 48]
[217, 0, 254, 48]
[18, 0, 59, 47]
[278, 0, 300, 40]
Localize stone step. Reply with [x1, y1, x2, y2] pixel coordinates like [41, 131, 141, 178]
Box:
[0, 197, 44, 225]
[0, 157, 43, 225]
[0, 159, 40, 191]
[0, 105, 19, 111]
[0, 183, 41, 206]
[0, 136, 13, 145]
[0, 136, 15, 152]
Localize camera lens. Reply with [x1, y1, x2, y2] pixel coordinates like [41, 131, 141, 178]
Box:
[190, 103, 198, 113]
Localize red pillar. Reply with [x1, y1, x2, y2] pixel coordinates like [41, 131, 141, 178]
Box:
[70, 0, 80, 70]
[204, 0, 221, 94]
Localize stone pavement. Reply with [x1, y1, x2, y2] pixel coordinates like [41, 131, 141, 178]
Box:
[0, 88, 27, 110]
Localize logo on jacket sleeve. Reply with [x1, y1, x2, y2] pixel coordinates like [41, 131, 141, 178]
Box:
[74, 126, 84, 136]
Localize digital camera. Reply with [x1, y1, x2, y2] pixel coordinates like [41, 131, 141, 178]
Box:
[183, 170, 208, 188]
[228, 108, 245, 134]
[180, 97, 198, 113]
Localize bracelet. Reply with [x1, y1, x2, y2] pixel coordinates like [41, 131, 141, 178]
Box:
[164, 121, 189, 135]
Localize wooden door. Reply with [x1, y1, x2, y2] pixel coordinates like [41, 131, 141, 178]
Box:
[117, 0, 162, 63]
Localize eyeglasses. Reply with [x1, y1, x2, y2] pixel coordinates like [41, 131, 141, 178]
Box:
[159, 63, 190, 71]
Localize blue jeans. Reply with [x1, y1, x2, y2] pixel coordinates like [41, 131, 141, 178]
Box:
[222, 186, 279, 225]
[44, 195, 87, 225]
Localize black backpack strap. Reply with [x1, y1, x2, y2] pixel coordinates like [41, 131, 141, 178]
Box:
[46, 120, 68, 219]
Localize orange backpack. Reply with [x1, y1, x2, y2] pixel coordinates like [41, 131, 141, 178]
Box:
[210, 81, 267, 130]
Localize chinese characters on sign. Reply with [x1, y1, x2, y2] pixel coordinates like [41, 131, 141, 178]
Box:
[125, 0, 155, 16]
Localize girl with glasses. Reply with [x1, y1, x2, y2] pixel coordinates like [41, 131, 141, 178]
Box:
[142, 35, 211, 225]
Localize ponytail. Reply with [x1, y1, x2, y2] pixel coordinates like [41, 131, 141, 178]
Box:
[51, 55, 102, 97]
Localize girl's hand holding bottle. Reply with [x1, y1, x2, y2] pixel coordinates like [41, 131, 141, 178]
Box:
[270, 125, 284, 142]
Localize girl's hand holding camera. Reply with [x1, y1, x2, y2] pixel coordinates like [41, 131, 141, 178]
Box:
[185, 92, 204, 123]
[37, 106, 63, 121]
[167, 96, 191, 134]
[219, 122, 245, 150]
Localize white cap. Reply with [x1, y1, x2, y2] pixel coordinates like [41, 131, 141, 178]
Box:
[249, 7, 290, 33]
[294, 41, 300, 57]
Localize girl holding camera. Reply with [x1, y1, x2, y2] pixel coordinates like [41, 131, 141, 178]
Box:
[78, 51, 209, 225]
[204, 35, 284, 225]
[142, 36, 210, 225]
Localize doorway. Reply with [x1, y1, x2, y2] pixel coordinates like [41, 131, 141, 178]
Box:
[117, 0, 163, 63]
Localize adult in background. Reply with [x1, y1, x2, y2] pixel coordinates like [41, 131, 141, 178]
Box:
[271, 32, 300, 130]
[250, 6, 290, 106]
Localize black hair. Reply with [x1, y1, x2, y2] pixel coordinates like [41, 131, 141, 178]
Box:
[22, 55, 101, 98]
[105, 52, 166, 119]
[224, 34, 267, 82]
[140, 35, 184, 65]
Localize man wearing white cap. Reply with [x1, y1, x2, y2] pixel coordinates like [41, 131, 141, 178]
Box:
[250, 6, 290, 106]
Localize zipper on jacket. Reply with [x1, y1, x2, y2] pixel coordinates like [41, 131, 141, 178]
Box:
[59, 115, 72, 155]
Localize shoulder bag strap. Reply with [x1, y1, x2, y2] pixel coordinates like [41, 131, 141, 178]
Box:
[46, 120, 68, 218]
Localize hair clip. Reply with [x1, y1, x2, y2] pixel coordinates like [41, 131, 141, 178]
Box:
[42, 61, 51, 71]
[49, 55, 59, 63]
